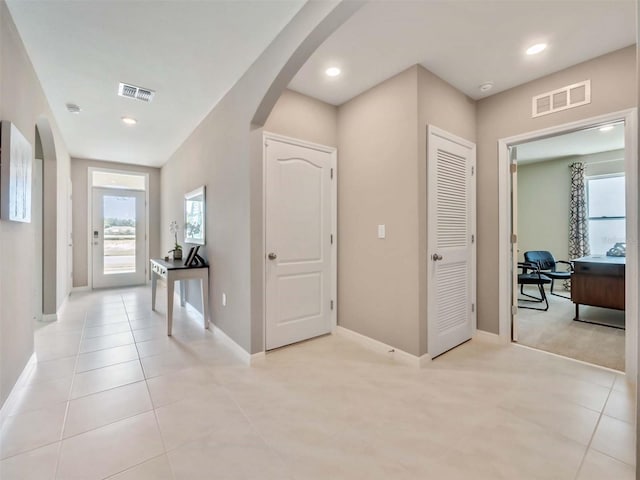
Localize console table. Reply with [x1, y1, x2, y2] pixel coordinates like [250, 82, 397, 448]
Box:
[150, 258, 210, 335]
[571, 255, 625, 326]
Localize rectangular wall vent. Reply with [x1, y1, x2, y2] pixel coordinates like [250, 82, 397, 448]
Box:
[532, 80, 590, 118]
[118, 82, 155, 103]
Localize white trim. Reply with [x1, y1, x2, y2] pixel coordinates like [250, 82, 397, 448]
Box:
[179, 295, 260, 366]
[513, 343, 624, 374]
[262, 131, 336, 154]
[87, 167, 150, 290]
[497, 108, 638, 377]
[0, 353, 36, 424]
[335, 326, 431, 367]
[262, 132, 338, 351]
[211, 324, 254, 365]
[41, 313, 57, 322]
[71, 286, 91, 293]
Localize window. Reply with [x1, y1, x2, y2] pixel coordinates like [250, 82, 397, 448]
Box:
[587, 174, 625, 255]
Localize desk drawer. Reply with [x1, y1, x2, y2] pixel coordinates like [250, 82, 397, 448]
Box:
[573, 262, 624, 277]
[152, 263, 167, 278]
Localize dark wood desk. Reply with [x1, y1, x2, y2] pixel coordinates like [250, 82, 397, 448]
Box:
[571, 256, 625, 325]
[150, 258, 210, 335]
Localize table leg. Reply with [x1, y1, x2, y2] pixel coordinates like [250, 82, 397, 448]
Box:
[167, 278, 174, 336]
[151, 272, 157, 311]
[201, 273, 210, 330]
[180, 280, 186, 307]
[574, 302, 579, 321]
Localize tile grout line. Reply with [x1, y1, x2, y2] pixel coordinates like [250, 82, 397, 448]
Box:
[572, 382, 615, 480]
[124, 295, 177, 480]
[53, 307, 89, 480]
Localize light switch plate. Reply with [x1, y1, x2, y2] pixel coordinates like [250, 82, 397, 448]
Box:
[222, 293, 227, 306]
[378, 224, 386, 239]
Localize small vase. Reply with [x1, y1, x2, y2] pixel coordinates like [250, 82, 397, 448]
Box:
[174, 249, 183, 260]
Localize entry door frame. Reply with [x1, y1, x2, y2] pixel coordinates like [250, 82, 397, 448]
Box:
[87, 167, 150, 289]
[497, 108, 638, 377]
[262, 132, 337, 352]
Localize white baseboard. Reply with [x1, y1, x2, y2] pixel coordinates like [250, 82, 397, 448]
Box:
[474, 329, 508, 344]
[177, 294, 260, 366]
[211, 324, 259, 365]
[41, 313, 58, 322]
[0, 353, 36, 424]
[71, 286, 91, 293]
[335, 326, 430, 367]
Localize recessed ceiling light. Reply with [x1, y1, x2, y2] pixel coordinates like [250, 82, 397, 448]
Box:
[325, 67, 341, 77]
[66, 103, 81, 114]
[479, 82, 494, 92]
[121, 116, 137, 125]
[599, 125, 615, 132]
[526, 43, 547, 55]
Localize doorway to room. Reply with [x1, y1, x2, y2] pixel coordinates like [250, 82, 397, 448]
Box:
[498, 109, 638, 378]
[89, 169, 148, 289]
[512, 122, 626, 370]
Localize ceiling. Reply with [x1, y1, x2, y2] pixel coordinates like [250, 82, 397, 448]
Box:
[6, 1, 636, 168]
[516, 122, 625, 165]
[289, 0, 636, 105]
[6, 0, 305, 167]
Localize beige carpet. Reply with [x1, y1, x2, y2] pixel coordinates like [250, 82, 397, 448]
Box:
[517, 286, 625, 371]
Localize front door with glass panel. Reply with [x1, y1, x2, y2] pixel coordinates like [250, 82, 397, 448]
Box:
[92, 187, 146, 288]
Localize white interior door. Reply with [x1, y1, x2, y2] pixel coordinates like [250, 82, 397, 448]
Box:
[265, 135, 335, 350]
[427, 126, 476, 358]
[510, 146, 519, 341]
[92, 187, 146, 288]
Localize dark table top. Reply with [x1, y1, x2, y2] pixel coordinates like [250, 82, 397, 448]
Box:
[150, 258, 209, 270]
[572, 255, 626, 265]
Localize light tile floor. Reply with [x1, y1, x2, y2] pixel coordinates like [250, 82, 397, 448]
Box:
[0, 286, 635, 479]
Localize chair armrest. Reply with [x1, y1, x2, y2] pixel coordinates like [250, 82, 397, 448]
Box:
[518, 262, 540, 274]
[556, 260, 573, 272]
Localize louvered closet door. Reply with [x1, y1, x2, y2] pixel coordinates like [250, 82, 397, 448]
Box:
[427, 126, 476, 359]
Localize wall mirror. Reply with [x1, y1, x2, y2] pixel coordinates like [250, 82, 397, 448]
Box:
[184, 186, 205, 245]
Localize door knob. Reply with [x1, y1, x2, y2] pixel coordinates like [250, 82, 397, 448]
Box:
[268, 252, 277, 260]
[432, 253, 443, 261]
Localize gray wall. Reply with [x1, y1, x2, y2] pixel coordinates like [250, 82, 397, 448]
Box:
[161, 2, 362, 355]
[337, 65, 476, 357]
[417, 65, 476, 355]
[337, 66, 420, 355]
[70, 158, 161, 288]
[264, 89, 337, 147]
[517, 150, 625, 264]
[476, 45, 636, 334]
[0, 0, 71, 407]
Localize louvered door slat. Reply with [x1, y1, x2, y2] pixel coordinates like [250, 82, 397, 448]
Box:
[428, 126, 476, 359]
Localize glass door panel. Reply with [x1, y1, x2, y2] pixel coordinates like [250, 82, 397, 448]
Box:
[92, 188, 145, 288]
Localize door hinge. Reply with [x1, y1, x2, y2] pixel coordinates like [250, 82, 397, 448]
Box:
[471, 165, 475, 175]
[511, 305, 518, 316]
[511, 233, 518, 244]
[330, 168, 334, 179]
[471, 303, 475, 313]
[330, 234, 333, 245]
[471, 234, 475, 244]
[510, 163, 517, 174]
[330, 300, 334, 310]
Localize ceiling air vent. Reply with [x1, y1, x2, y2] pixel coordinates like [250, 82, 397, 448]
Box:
[118, 82, 155, 103]
[532, 80, 590, 118]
